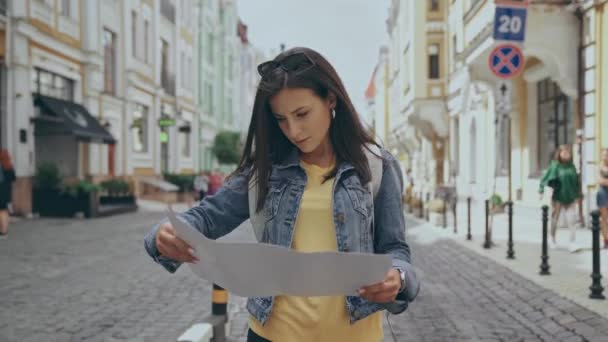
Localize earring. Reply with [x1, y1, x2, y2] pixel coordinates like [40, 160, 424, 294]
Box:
[331, 109, 336, 120]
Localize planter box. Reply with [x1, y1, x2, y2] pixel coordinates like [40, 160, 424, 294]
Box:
[33, 188, 96, 218]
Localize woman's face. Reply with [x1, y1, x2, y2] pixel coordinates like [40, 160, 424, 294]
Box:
[559, 148, 571, 162]
[602, 150, 608, 165]
[269, 87, 334, 154]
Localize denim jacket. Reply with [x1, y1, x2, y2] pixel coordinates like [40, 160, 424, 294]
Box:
[144, 147, 419, 325]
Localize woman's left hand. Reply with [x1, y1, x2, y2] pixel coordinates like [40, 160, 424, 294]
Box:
[358, 268, 402, 303]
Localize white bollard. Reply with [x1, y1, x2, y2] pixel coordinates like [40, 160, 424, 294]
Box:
[177, 323, 214, 342]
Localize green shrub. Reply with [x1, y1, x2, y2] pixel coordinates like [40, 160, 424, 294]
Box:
[34, 162, 62, 190]
[63, 180, 102, 197]
[163, 173, 195, 193]
[491, 193, 504, 207]
[100, 179, 131, 196]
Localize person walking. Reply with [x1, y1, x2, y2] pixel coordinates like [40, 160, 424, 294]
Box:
[539, 144, 582, 252]
[144, 47, 419, 342]
[193, 171, 209, 202]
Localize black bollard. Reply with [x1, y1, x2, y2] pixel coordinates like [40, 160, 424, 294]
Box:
[453, 201, 458, 234]
[540, 205, 551, 275]
[443, 201, 447, 229]
[208, 284, 228, 342]
[483, 200, 491, 249]
[420, 196, 425, 220]
[589, 210, 605, 299]
[507, 201, 515, 259]
[467, 197, 472, 240]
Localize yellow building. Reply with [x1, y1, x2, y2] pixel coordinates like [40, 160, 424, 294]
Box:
[385, 0, 449, 199]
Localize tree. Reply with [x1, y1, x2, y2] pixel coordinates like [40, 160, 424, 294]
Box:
[212, 130, 241, 165]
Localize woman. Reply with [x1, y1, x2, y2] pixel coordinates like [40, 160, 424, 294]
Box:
[0, 149, 16, 239]
[539, 145, 582, 251]
[597, 148, 608, 248]
[144, 47, 419, 342]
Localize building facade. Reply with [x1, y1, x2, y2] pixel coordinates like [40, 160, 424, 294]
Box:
[383, 0, 449, 200]
[1, 0, 204, 215]
[196, 0, 240, 171]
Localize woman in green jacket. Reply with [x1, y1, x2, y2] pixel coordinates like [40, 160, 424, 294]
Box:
[539, 145, 582, 250]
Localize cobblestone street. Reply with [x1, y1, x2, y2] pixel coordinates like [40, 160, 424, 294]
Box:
[1, 207, 607, 342]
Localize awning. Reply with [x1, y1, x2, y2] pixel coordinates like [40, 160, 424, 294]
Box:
[32, 94, 116, 144]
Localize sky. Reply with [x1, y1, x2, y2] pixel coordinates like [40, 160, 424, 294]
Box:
[236, 0, 389, 117]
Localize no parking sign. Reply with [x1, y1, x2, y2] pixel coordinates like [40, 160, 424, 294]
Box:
[488, 44, 524, 79]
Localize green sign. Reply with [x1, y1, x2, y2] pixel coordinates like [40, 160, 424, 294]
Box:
[160, 131, 169, 143]
[158, 118, 176, 127]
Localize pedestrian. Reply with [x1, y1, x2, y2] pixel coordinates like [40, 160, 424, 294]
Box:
[0, 149, 16, 239]
[539, 144, 582, 252]
[144, 47, 419, 342]
[193, 171, 209, 202]
[596, 148, 608, 248]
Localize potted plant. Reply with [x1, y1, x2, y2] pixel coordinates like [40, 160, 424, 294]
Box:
[490, 193, 505, 214]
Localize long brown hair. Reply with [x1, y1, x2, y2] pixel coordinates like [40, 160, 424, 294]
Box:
[554, 144, 572, 164]
[0, 149, 13, 170]
[235, 47, 378, 212]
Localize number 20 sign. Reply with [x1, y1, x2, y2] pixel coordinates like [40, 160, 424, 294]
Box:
[493, 6, 527, 42]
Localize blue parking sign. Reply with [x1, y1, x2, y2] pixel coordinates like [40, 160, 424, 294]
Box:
[493, 6, 527, 42]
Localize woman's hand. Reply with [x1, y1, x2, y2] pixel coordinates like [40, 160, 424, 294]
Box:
[358, 268, 402, 303]
[155, 222, 199, 263]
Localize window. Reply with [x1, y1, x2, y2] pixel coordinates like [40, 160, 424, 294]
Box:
[32, 68, 74, 101]
[103, 28, 116, 94]
[131, 104, 148, 153]
[180, 123, 191, 157]
[207, 33, 214, 64]
[131, 11, 137, 58]
[187, 57, 193, 90]
[181, 52, 186, 88]
[60, 0, 70, 17]
[206, 83, 213, 114]
[428, 44, 440, 79]
[537, 79, 574, 171]
[430, 0, 439, 12]
[227, 54, 233, 80]
[143, 19, 150, 63]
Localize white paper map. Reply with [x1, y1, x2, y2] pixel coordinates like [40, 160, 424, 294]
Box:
[167, 209, 392, 297]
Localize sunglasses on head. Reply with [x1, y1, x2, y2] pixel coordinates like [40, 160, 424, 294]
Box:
[257, 52, 316, 79]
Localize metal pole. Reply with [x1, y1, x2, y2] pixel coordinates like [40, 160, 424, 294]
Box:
[443, 200, 447, 229]
[589, 210, 605, 299]
[540, 205, 551, 275]
[453, 200, 458, 234]
[467, 197, 472, 240]
[507, 201, 515, 259]
[483, 200, 491, 249]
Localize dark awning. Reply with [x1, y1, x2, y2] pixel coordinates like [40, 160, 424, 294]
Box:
[32, 94, 116, 144]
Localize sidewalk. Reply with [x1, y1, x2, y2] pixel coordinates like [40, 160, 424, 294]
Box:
[411, 199, 608, 319]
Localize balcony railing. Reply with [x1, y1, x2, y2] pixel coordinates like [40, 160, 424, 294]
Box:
[161, 70, 176, 97]
[160, 0, 175, 24]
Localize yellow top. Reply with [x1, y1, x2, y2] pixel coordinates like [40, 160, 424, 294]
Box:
[249, 160, 383, 342]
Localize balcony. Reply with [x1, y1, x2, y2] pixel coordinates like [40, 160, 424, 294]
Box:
[161, 0, 175, 24]
[161, 71, 176, 97]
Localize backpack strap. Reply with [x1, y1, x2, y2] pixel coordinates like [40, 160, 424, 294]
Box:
[364, 144, 383, 198]
[248, 145, 384, 243]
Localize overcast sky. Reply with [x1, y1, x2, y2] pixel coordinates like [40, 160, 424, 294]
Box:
[236, 0, 389, 116]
